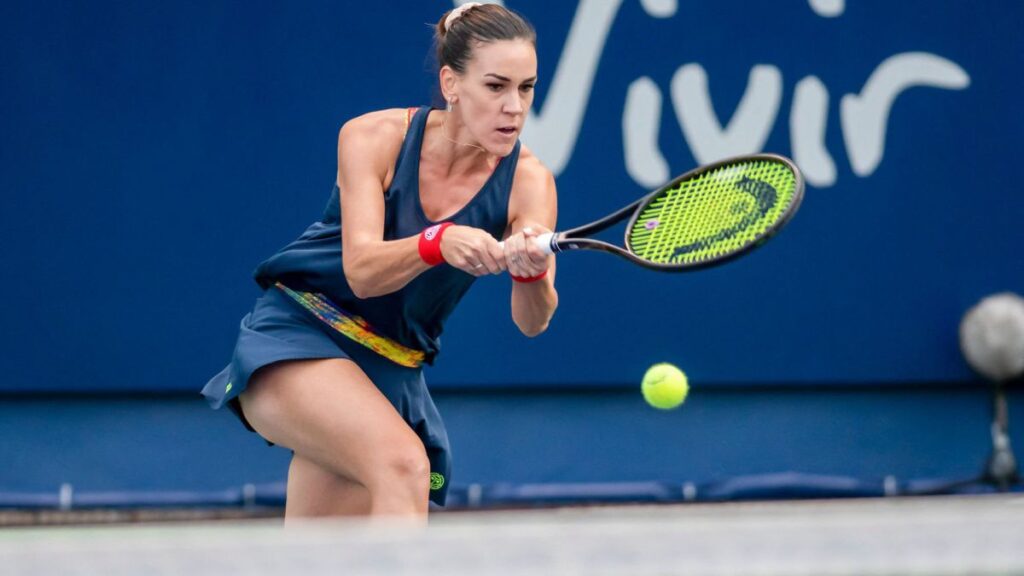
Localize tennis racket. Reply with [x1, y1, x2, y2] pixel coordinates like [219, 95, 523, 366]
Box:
[519, 153, 804, 272]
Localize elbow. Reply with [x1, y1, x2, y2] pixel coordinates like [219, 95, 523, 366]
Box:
[345, 264, 402, 300]
[348, 280, 373, 300]
[518, 321, 549, 338]
[347, 274, 382, 299]
[515, 301, 557, 338]
[343, 260, 376, 299]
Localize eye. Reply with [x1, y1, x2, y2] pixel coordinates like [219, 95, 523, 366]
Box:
[487, 83, 504, 92]
[520, 84, 535, 93]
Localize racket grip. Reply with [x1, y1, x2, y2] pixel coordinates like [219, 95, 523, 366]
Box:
[497, 232, 556, 255]
[533, 232, 555, 255]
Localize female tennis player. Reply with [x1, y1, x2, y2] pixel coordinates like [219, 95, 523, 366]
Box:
[202, 3, 557, 521]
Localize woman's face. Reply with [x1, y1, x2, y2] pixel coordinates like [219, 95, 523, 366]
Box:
[447, 38, 537, 157]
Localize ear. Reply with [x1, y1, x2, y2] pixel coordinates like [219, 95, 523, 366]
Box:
[439, 65, 459, 103]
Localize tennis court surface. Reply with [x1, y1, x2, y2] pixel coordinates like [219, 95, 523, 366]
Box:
[4, 494, 1023, 575]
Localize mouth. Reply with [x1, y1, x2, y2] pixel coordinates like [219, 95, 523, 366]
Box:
[496, 126, 518, 136]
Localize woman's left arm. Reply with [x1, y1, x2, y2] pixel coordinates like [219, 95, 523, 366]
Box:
[504, 154, 559, 337]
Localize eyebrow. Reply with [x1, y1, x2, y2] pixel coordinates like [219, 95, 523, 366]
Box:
[484, 73, 538, 83]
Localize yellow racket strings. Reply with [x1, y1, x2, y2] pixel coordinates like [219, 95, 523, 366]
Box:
[628, 160, 797, 265]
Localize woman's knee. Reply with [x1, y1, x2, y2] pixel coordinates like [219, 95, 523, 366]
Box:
[362, 437, 431, 493]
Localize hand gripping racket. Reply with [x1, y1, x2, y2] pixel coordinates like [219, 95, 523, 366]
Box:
[522, 154, 804, 272]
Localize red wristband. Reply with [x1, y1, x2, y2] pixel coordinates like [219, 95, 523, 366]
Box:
[511, 269, 548, 283]
[418, 222, 453, 266]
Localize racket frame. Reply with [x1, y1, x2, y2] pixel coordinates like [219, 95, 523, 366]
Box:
[545, 153, 804, 271]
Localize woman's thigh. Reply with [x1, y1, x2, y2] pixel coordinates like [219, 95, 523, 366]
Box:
[238, 357, 428, 487]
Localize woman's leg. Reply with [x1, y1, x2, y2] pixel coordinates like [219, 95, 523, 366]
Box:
[283, 453, 371, 521]
[238, 358, 430, 520]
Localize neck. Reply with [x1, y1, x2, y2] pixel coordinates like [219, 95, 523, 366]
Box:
[429, 110, 494, 172]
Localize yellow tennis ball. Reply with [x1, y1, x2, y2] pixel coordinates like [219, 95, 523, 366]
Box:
[642, 363, 689, 409]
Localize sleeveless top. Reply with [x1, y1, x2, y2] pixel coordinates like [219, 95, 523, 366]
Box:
[253, 106, 521, 365]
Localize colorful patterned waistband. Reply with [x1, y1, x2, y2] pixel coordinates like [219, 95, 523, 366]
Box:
[274, 282, 426, 369]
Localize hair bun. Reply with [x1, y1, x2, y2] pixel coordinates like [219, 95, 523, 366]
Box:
[444, 2, 483, 32]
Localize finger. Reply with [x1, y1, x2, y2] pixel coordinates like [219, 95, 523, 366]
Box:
[509, 236, 529, 277]
[517, 256, 543, 278]
[523, 240, 546, 264]
[501, 235, 519, 275]
[521, 239, 549, 273]
[455, 249, 487, 277]
[520, 258, 546, 277]
[477, 249, 503, 275]
[487, 237, 508, 268]
[480, 238, 507, 274]
[520, 226, 553, 267]
[508, 255, 522, 278]
[463, 259, 486, 276]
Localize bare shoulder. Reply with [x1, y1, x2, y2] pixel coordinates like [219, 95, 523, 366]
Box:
[513, 142, 556, 193]
[336, 109, 413, 183]
[337, 108, 409, 154]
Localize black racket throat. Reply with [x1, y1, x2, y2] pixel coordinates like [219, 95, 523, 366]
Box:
[549, 216, 670, 271]
[548, 199, 644, 259]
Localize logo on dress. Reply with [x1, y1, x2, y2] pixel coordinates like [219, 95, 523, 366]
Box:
[430, 472, 445, 490]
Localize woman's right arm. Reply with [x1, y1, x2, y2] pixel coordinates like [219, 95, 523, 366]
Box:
[338, 113, 505, 299]
[338, 113, 431, 298]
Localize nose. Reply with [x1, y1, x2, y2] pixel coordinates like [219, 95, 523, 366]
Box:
[503, 91, 524, 115]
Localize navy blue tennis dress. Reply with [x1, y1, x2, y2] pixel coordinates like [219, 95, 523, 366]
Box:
[202, 106, 521, 506]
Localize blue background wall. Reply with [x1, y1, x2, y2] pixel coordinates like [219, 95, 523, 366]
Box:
[1, 385, 1017, 496]
[1, 0, 1022, 498]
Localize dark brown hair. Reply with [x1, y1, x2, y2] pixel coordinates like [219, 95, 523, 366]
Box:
[434, 4, 536, 75]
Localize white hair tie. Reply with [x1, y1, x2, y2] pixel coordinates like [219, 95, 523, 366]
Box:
[445, 2, 483, 32]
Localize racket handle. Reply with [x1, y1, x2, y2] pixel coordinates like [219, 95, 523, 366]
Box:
[497, 232, 556, 255]
[533, 232, 556, 255]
